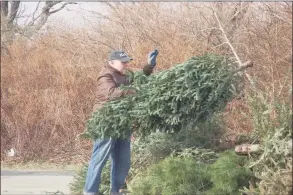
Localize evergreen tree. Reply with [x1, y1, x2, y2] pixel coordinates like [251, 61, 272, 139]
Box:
[84, 53, 244, 139]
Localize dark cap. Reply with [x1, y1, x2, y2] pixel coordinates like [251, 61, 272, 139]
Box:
[108, 50, 133, 62]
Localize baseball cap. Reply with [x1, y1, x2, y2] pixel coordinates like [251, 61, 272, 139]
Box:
[108, 50, 133, 63]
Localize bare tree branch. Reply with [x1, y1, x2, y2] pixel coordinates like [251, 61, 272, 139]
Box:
[228, 2, 251, 25]
[232, 61, 254, 75]
[22, 1, 75, 38]
[213, 10, 241, 65]
[26, 1, 61, 31]
[49, 2, 74, 14]
[1, 1, 77, 46]
[87, 34, 115, 50]
[44, 1, 62, 11]
[8, 1, 20, 25]
[1, 1, 9, 17]
[213, 8, 256, 89]
[31, 2, 41, 24]
[83, 9, 113, 22]
[15, 3, 26, 25]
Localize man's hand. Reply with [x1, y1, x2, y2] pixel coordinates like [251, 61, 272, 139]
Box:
[147, 49, 159, 68]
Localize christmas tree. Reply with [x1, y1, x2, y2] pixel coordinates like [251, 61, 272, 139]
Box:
[84, 53, 248, 140]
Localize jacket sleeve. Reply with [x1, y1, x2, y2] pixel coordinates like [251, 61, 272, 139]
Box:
[97, 74, 134, 100]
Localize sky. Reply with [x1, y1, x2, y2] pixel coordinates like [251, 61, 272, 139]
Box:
[18, 2, 108, 28]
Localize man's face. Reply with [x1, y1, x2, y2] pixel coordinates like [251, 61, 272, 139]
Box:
[109, 60, 130, 73]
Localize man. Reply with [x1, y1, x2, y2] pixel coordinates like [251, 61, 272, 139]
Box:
[84, 49, 159, 195]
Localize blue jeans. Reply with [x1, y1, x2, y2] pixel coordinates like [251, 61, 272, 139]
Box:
[84, 137, 131, 194]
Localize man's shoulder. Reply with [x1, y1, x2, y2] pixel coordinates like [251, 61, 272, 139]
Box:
[97, 66, 112, 79]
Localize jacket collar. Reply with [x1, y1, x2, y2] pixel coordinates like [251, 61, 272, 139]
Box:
[107, 64, 120, 73]
[105, 64, 127, 76]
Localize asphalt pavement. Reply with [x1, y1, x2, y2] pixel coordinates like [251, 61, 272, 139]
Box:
[1, 170, 76, 195]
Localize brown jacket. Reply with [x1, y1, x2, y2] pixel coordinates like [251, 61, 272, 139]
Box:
[92, 64, 153, 112]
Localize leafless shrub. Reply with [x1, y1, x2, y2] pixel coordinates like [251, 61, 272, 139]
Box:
[1, 2, 291, 162]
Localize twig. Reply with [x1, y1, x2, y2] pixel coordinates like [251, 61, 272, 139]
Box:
[49, 2, 71, 14]
[87, 34, 115, 50]
[31, 2, 40, 24]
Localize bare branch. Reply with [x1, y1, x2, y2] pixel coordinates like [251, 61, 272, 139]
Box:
[49, 2, 73, 14]
[87, 34, 115, 50]
[22, 1, 74, 38]
[213, 10, 241, 65]
[232, 61, 254, 75]
[44, 1, 62, 11]
[15, 29, 34, 41]
[83, 9, 113, 21]
[15, 3, 26, 25]
[1, 1, 9, 17]
[8, 1, 20, 25]
[213, 8, 256, 89]
[224, 3, 252, 41]
[31, 2, 41, 24]
[271, 12, 292, 25]
[228, 2, 251, 24]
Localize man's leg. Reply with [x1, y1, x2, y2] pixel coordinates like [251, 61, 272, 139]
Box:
[110, 137, 131, 193]
[84, 138, 115, 195]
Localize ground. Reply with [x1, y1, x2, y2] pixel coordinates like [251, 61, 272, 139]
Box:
[1, 163, 80, 195]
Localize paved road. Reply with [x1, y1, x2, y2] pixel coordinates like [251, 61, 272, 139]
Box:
[1, 170, 76, 195]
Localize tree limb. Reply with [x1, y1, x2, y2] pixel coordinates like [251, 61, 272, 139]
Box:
[49, 2, 75, 14]
[213, 8, 255, 89]
[33, 1, 62, 29]
[31, 2, 41, 25]
[0, 1, 9, 17]
[232, 61, 253, 75]
[22, 1, 74, 38]
[8, 1, 20, 25]
[44, 1, 62, 11]
[228, 2, 251, 25]
[214, 10, 242, 65]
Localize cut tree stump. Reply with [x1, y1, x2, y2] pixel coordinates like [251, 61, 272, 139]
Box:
[235, 144, 261, 155]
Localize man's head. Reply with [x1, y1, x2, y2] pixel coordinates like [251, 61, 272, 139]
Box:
[108, 50, 133, 73]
